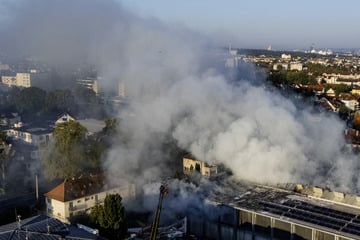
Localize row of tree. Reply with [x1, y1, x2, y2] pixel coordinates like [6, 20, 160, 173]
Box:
[305, 63, 359, 76]
[268, 71, 317, 86]
[0, 86, 105, 120]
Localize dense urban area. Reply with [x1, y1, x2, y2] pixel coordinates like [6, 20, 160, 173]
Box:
[2, 47, 360, 240]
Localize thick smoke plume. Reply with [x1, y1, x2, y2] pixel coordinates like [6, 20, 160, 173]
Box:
[1, 0, 359, 206]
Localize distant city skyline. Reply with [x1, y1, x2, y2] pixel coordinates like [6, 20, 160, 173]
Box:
[121, 0, 360, 50]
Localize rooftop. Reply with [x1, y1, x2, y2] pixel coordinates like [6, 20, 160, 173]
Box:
[209, 179, 360, 239]
[0, 215, 104, 240]
[44, 174, 105, 202]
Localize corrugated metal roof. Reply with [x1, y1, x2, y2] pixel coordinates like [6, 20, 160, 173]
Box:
[0, 215, 104, 240]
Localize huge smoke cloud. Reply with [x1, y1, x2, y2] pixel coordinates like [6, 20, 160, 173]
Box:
[1, 0, 358, 199]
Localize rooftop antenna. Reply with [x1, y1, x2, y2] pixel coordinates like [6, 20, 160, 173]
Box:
[17, 214, 21, 228]
[47, 217, 50, 235]
[17, 215, 21, 240]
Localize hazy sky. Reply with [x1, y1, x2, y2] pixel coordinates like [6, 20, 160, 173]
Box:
[122, 0, 360, 50]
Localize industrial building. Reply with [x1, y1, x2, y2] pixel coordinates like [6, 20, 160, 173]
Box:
[188, 180, 360, 240]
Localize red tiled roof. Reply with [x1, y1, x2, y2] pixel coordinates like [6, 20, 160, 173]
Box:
[44, 182, 66, 202]
[44, 174, 105, 202]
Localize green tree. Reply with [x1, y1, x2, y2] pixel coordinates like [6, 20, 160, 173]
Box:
[90, 194, 126, 239]
[338, 105, 350, 120]
[44, 89, 75, 115]
[324, 84, 331, 93]
[334, 84, 351, 96]
[101, 118, 119, 137]
[41, 120, 102, 179]
[74, 86, 98, 104]
[15, 87, 46, 114]
[268, 71, 287, 85]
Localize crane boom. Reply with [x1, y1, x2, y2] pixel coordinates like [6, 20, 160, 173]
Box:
[149, 184, 168, 240]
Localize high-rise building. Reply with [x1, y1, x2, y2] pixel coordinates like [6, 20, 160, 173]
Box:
[118, 81, 125, 97]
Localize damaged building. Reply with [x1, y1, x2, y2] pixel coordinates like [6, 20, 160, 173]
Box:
[188, 180, 360, 240]
[183, 154, 218, 177]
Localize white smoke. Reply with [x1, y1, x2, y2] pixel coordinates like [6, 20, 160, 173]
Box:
[0, 0, 358, 196]
[84, 2, 358, 193]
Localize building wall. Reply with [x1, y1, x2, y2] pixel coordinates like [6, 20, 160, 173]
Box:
[1, 73, 31, 87]
[352, 88, 360, 95]
[290, 62, 303, 71]
[118, 81, 125, 97]
[1, 76, 16, 86]
[341, 100, 359, 111]
[188, 205, 355, 240]
[16, 73, 31, 87]
[46, 198, 68, 223]
[76, 78, 98, 94]
[273, 63, 289, 71]
[6, 129, 52, 146]
[183, 157, 218, 177]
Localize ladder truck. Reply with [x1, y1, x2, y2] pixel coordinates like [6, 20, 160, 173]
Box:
[149, 183, 168, 240]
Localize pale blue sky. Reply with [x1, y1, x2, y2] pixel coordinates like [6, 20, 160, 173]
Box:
[121, 0, 360, 50]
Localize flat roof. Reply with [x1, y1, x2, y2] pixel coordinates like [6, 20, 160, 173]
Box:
[208, 179, 360, 239]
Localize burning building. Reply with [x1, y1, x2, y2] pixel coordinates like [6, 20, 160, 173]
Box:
[186, 180, 360, 240]
[182, 154, 218, 177]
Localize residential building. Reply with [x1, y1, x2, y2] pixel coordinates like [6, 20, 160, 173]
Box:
[16, 73, 31, 87]
[325, 88, 336, 97]
[0, 112, 21, 127]
[0, 64, 10, 71]
[55, 113, 75, 125]
[183, 154, 218, 177]
[44, 174, 135, 223]
[1, 75, 16, 86]
[273, 63, 288, 71]
[321, 73, 360, 85]
[289, 62, 303, 71]
[341, 99, 359, 111]
[76, 77, 99, 94]
[281, 53, 291, 61]
[6, 125, 52, 146]
[351, 87, 360, 95]
[1, 73, 31, 88]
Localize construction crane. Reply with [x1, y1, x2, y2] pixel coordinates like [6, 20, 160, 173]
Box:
[149, 183, 168, 240]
